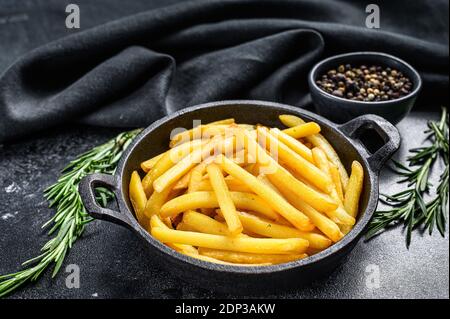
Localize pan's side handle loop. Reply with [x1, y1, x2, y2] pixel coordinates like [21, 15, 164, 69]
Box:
[79, 173, 133, 229]
[338, 115, 401, 172]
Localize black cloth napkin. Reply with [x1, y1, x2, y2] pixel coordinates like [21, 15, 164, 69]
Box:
[0, 0, 448, 143]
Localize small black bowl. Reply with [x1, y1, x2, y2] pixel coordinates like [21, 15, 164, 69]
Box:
[308, 52, 422, 124]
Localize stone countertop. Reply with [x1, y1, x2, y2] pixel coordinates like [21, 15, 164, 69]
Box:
[0, 111, 448, 299]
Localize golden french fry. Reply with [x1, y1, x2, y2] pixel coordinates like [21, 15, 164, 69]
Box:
[329, 163, 345, 202]
[173, 170, 192, 190]
[339, 224, 353, 235]
[311, 147, 355, 226]
[160, 191, 280, 220]
[282, 122, 321, 138]
[198, 248, 307, 264]
[153, 137, 222, 193]
[271, 128, 314, 163]
[194, 178, 252, 193]
[278, 187, 344, 242]
[176, 221, 197, 232]
[150, 215, 198, 254]
[216, 154, 314, 232]
[151, 227, 309, 254]
[186, 251, 272, 266]
[237, 124, 256, 131]
[238, 129, 338, 213]
[207, 163, 242, 235]
[142, 139, 205, 196]
[236, 211, 332, 250]
[279, 114, 349, 188]
[256, 174, 282, 195]
[129, 171, 150, 228]
[185, 252, 236, 265]
[344, 161, 364, 218]
[330, 207, 356, 226]
[253, 175, 294, 226]
[188, 162, 207, 193]
[183, 210, 231, 236]
[209, 118, 235, 125]
[305, 247, 323, 256]
[260, 127, 333, 193]
[140, 153, 164, 172]
[170, 123, 232, 148]
[278, 114, 303, 128]
[143, 184, 173, 218]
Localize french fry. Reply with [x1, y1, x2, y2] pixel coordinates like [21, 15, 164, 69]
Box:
[329, 163, 345, 202]
[151, 227, 309, 254]
[209, 118, 236, 125]
[160, 191, 280, 220]
[253, 176, 292, 226]
[170, 123, 232, 148]
[173, 169, 192, 190]
[278, 114, 305, 128]
[238, 129, 338, 213]
[311, 147, 355, 226]
[153, 137, 222, 193]
[183, 210, 232, 236]
[194, 178, 252, 193]
[129, 171, 150, 228]
[140, 153, 164, 172]
[206, 164, 242, 235]
[229, 148, 256, 167]
[271, 128, 314, 163]
[344, 161, 364, 218]
[311, 148, 341, 200]
[185, 252, 237, 265]
[260, 127, 333, 193]
[143, 184, 173, 218]
[142, 139, 205, 196]
[188, 162, 207, 193]
[279, 114, 349, 188]
[256, 174, 282, 195]
[237, 124, 256, 131]
[235, 211, 332, 250]
[277, 187, 344, 242]
[339, 224, 353, 236]
[178, 220, 203, 232]
[150, 215, 198, 254]
[282, 122, 321, 139]
[305, 247, 323, 256]
[186, 251, 272, 266]
[216, 154, 314, 232]
[198, 248, 307, 264]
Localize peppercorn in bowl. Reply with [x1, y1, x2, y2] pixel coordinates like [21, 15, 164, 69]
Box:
[308, 52, 422, 124]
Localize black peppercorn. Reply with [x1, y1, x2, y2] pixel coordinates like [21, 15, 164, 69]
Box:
[316, 63, 413, 101]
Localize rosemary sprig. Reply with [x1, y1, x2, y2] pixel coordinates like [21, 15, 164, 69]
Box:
[0, 128, 141, 297]
[367, 108, 449, 247]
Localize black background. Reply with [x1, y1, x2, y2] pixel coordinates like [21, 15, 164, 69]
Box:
[0, 0, 448, 142]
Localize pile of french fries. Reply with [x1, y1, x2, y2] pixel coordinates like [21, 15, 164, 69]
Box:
[129, 115, 364, 266]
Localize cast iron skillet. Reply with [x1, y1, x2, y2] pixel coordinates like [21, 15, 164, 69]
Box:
[79, 100, 400, 293]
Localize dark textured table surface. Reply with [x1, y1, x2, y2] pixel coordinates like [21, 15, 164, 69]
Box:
[0, 111, 448, 299]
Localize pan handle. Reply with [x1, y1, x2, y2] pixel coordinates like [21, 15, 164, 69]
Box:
[338, 115, 401, 172]
[79, 173, 133, 229]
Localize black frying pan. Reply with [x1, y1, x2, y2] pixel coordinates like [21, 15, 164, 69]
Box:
[79, 100, 400, 293]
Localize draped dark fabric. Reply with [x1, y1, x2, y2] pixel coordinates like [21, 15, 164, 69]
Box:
[0, 0, 448, 142]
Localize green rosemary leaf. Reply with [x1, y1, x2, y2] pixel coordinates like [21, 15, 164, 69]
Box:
[0, 128, 141, 298]
[367, 107, 449, 247]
